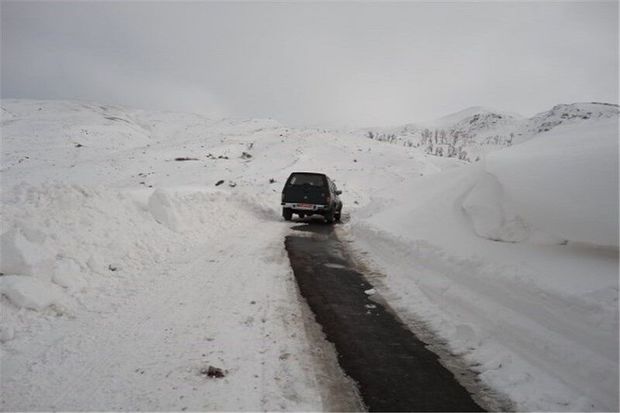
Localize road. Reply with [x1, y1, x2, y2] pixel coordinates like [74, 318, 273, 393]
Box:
[285, 218, 485, 412]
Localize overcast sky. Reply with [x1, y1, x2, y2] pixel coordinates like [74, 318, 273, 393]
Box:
[1, 1, 618, 127]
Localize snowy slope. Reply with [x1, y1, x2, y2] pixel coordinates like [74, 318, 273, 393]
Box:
[423, 106, 523, 129]
[350, 109, 619, 411]
[1, 99, 618, 411]
[1, 104, 322, 410]
[484, 117, 619, 247]
[357, 102, 620, 162]
[0, 99, 435, 411]
[518, 102, 620, 139]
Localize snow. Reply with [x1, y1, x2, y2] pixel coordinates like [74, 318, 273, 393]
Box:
[348, 114, 618, 410]
[485, 117, 619, 247]
[460, 116, 619, 247]
[356, 102, 619, 162]
[0, 275, 68, 312]
[0, 226, 56, 280]
[1, 99, 618, 411]
[421, 105, 523, 129]
[147, 189, 184, 231]
[462, 171, 530, 243]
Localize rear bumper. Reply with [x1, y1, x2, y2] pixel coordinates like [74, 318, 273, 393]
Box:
[281, 202, 328, 212]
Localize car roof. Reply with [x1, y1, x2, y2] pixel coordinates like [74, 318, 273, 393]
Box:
[289, 171, 327, 176]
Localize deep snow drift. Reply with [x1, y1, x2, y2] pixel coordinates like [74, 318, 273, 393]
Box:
[1, 99, 618, 411]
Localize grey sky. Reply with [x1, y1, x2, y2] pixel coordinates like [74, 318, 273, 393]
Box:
[1, 1, 618, 127]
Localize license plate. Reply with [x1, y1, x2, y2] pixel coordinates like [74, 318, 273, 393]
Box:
[297, 203, 314, 210]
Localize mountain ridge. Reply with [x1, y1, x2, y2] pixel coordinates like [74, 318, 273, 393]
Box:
[357, 102, 619, 162]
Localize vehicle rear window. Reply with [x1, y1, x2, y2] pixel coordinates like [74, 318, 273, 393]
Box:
[288, 174, 325, 187]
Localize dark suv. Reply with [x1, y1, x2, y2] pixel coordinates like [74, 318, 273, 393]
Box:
[281, 172, 343, 223]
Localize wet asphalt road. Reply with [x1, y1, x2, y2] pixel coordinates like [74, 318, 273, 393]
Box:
[285, 218, 484, 412]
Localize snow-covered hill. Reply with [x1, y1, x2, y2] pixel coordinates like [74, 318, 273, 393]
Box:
[357, 102, 619, 162]
[517, 102, 620, 138]
[1, 99, 618, 411]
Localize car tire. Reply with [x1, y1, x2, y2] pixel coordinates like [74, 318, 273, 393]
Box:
[283, 208, 293, 221]
[324, 210, 335, 224]
[334, 210, 341, 221]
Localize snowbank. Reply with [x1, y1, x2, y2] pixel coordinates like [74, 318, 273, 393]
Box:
[350, 116, 619, 410]
[147, 189, 183, 231]
[0, 226, 56, 280]
[0, 183, 261, 314]
[485, 117, 619, 247]
[461, 171, 529, 243]
[0, 275, 67, 311]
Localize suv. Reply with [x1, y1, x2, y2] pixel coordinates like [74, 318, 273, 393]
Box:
[281, 172, 343, 223]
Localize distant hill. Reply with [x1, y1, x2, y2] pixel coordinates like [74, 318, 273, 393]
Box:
[356, 102, 619, 162]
